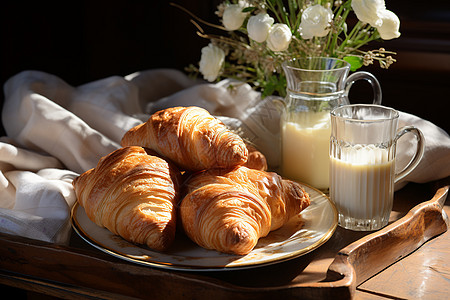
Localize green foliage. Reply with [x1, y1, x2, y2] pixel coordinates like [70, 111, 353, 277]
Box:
[344, 56, 364, 71]
[183, 0, 397, 97]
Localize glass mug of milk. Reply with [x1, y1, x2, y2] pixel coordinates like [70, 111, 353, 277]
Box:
[329, 104, 424, 231]
[280, 57, 381, 191]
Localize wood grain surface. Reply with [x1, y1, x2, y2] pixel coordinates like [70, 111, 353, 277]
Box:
[0, 179, 448, 299]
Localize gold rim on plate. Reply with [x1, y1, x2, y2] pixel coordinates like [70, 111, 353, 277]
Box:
[71, 184, 338, 271]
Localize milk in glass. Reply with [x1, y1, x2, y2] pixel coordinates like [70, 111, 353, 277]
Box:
[329, 104, 424, 231]
[329, 145, 394, 230]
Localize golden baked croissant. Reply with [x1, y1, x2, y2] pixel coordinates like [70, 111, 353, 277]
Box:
[121, 106, 248, 172]
[243, 143, 268, 171]
[72, 146, 181, 252]
[180, 166, 310, 255]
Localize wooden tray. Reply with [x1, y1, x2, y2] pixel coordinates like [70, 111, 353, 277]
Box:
[0, 180, 448, 299]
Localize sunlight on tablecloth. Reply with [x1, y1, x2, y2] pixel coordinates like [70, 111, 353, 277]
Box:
[1, 69, 449, 244]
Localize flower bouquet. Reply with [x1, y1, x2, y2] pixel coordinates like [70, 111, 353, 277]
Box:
[176, 0, 400, 98]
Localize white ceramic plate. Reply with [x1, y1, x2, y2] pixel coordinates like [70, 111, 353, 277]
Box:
[71, 184, 337, 271]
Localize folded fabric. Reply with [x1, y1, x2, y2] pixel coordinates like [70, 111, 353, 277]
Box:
[1, 69, 449, 244]
[396, 111, 450, 188]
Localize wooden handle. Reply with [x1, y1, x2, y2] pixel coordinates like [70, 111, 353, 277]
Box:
[324, 184, 449, 296]
[0, 183, 447, 300]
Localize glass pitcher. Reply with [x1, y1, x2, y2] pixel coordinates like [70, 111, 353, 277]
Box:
[280, 57, 382, 191]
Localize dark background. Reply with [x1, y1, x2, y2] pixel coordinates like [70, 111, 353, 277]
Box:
[1, 0, 449, 134]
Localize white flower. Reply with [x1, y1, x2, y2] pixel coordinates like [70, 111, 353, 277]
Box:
[199, 43, 225, 82]
[247, 13, 274, 43]
[299, 4, 333, 40]
[267, 23, 292, 52]
[376, 10, 401, 40]
[222, 3, 247, 31]
[351, 0, 386, 27]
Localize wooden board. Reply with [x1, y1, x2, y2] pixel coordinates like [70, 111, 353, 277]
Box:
[0, 180, 448, 299]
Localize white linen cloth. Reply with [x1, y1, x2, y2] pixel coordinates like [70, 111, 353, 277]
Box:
[1, 69, 449, 244]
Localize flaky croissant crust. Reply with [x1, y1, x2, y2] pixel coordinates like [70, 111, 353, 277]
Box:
[180, 166, 310, 255]
[121, 106, 249, 172]
[181, 182, 271, 255]
[72, 146, 181, 251]
[243, 143, 268, 171]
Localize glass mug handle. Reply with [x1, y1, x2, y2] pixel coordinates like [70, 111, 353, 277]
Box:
[394, 126, 425, 183]
[344, 71, 382, 105]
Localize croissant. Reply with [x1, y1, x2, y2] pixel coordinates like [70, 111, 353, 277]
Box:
[72, 146, 181, 251]
[180, 166, 310, 255]
[243, 143, 268, 171]
[121, 106, 248, 172]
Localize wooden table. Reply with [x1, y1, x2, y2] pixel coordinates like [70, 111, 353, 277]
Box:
[0, 178, 448, 299]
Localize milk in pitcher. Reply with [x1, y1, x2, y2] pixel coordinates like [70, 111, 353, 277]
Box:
[281, 111, 331, 190]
